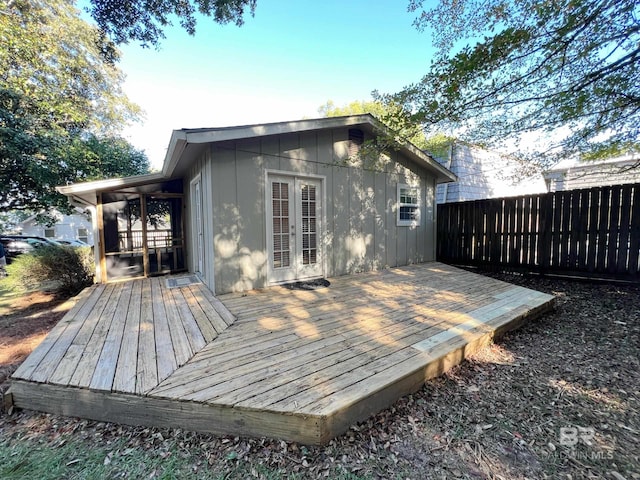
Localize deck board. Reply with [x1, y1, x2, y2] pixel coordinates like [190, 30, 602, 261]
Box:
[170, 286, 206, 353]
[70, 283, 123, 387]
[12, 285, 98, 381]
[151, 278, 178, 384]
[182, 287, 219, 342]
[9, 263, 555, 445]
[32, 284, 112, 384]
[164, 282, 193, 368]
[112, 280, 142, 393]
[136, 279, 157, 394]
[90, 281, 133, 391]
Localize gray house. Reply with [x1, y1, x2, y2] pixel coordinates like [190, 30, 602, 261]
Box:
[16, 209, 94, 246]
[544, 153, 640, 192]
[433, 140, 546, 203]
[58, 115, 456, 294]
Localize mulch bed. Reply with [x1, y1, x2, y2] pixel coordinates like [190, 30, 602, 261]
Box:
[0, 290, 68, 394]
[1, 272, 638, 479]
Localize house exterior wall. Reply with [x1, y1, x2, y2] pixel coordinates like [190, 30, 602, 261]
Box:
[184, 148, 217, 293]
[188, 127, 438, 295]
[18, 212, 94, 246]
[435, 143, 546, 203]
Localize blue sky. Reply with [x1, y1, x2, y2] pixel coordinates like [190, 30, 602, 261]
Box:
[109, 0, 438, 169]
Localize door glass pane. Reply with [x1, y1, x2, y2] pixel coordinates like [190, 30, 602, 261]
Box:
[272, 182, 290, 268]
[301, 184, 318, 265]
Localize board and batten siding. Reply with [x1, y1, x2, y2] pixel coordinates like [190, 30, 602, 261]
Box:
[196, 128, 436, 294]
[184, 148, 216, 293]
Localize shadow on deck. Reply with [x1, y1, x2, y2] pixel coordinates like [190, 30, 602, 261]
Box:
[7, 263, 554, 444]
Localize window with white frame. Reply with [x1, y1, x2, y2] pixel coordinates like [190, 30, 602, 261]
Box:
[44, 227, 56, 238]
[77, 228, 89, 244]
[397, 184, 420, 227]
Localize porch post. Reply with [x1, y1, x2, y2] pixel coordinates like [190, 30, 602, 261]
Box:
[96, 193, 107, 283]
[141, 194, 149, 277]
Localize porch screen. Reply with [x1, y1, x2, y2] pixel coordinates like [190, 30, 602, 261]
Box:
[271, 182, 290, 268]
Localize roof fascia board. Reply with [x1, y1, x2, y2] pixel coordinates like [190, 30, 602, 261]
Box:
[182, 115, 375, 145]
[162, 131, 188, 177]
[56, 172, 166, 196]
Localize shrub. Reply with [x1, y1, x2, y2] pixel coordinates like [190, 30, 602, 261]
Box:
[5, 245, 94, 296]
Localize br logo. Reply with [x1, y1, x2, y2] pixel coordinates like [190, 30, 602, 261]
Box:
[559, 426, 595, 447]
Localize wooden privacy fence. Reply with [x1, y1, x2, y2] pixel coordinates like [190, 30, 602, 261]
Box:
[437, 184, 640, 280]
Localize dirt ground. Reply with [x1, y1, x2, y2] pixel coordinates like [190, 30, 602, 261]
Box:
[0, 289, 69, 394]
[1, 272, 639, 479]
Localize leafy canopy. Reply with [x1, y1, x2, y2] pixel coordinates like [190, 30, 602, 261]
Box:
[319, 100, 455, 163]
[0, 0, 148, 216]
[87, 0, 257, 47]
[318, 99, 430, 150]
[380, 0, 640, 165]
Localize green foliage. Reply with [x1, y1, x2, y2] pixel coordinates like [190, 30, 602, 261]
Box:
[0, 0, 138, 135]
[319, 99, 429, 150]
[0, 0, 148, 214]
[5, 246, 94, 296]
[423, 133, 455, 162]
[389, 0, 640, 165]
[65, 134, 151, 183]
[87, 0, 257, 47]
[319, 99, 459, 168]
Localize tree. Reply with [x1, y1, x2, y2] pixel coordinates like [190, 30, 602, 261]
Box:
[382, 0, 640, 166]
[318, 99, 430, 150]
[0, 0, 147, 215]
[66, 134, 150, 183]
[87, 0, 256, 47]
[319, 100, 458, 165]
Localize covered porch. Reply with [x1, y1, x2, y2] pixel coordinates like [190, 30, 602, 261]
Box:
[7, 262, 554, 444]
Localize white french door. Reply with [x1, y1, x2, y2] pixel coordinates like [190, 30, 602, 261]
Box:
[267, 174, 323, 284]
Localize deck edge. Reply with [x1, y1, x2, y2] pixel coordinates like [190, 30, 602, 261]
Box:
[321, 296, 555, 441]
[9, 380, 326, 445]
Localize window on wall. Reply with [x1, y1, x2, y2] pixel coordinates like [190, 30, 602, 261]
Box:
[77, 228, 89, 244]
[397, 184, 420, 227]
[44, 227, 56, 238]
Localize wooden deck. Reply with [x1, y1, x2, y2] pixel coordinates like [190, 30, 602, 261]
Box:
[8, 263, 554, 444]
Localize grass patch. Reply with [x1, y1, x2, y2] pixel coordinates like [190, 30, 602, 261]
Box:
[0, 434, 373, 480]
[1, 436, 208, 480]
[0, 282, 22, 315]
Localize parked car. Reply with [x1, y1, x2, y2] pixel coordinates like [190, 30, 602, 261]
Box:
[56, 239, 89, 247]
[0, 235, 61, 264]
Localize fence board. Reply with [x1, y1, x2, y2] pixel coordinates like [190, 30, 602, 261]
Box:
[596, 187, 611, 271]
[617, 186, 632, 273]
[607, 187, 621, 273]
[629, 187, 640, 275]
[437, 184, 640, 281]
[587, 189, 599, 272]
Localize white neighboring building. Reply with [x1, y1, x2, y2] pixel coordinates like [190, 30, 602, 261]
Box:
[17, 210, 94, 246]
[544, 154, 640, 192]
[432, 141, 547, 203]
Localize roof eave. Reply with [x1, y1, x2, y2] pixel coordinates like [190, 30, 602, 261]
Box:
[56, 172, 167, 206]
[400, 141, 457, 183]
